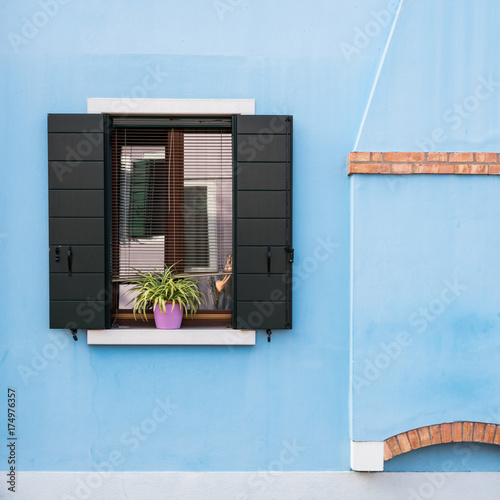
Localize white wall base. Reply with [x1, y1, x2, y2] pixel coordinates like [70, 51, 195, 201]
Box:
[4, 471, 500, 500]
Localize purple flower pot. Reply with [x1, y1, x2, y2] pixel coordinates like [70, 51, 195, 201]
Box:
[153, 302, 183, 329]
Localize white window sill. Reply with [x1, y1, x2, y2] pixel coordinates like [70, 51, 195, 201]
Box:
[87, 327, 256, 346]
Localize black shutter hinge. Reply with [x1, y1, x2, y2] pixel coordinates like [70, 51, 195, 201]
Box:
[285, 247, 294, 264]
[267, 329, 272, 342]
[70, 328, 78, 341]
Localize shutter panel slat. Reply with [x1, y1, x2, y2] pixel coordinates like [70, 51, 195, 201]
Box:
[236, 135, 288, 162]
[49, 246, 105, 273]
[50, 302, 106, 330]
[237, 275, 287, 301]
[47, 114, 103, 133]
[237, 191, 287, 218]
[49, 162, 104, 189]
[233, 115, 293, 330]
[49, 190, 104, 217]
[236, 302, 288, 330]
[235, 116, 289, 133]
[49, 218, 104, 245]
[48, 134, 104, 161]
[48, 114, 109, 330]
[236, 163, 288, 190]
[236, 220, 287, 246]
[237, 247, 288, 274]
[50, 275, 106, 301]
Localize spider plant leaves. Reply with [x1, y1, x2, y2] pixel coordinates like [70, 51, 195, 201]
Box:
[123, 263, 206, 322]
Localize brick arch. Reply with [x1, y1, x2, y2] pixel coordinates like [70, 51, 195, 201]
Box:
[384, 422, 500, 461]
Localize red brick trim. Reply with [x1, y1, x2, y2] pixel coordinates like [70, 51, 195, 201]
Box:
[348, 152, 500, 175]
[384, 422, 500, 461]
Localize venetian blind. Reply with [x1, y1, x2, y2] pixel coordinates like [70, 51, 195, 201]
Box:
[111, 119, 233, 281]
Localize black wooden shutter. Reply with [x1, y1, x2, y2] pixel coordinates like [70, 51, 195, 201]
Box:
[233, 115, 293, 330]
[48, 114, 110, 329]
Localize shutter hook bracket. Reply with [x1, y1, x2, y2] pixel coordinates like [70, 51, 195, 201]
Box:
[285, 247, 294, 264]
[70, 328, 78, 341]
[67, 247, 73, 277]
[267, 329, 272, 342]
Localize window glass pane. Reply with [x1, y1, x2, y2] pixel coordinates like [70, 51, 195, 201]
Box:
[184, 185, 209, 268]
[112, 126, 232, 312]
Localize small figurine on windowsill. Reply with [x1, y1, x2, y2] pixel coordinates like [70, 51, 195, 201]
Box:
[208, 254, 233, 310]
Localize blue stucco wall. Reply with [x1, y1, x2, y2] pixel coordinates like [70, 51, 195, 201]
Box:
[351, 175, 500, 470]
[351, 0, 500, 471]
[0, 0, 499, 474]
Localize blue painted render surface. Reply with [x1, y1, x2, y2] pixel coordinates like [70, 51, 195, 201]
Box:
[356, 0, 500, 152]
[0, 0, 499, 473]
[351, 175, 500, 439]
[350, 0, 500, 471]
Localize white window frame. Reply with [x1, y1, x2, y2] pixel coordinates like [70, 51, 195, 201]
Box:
[87, 98, 255, 116]
[86, 98, 256, 346]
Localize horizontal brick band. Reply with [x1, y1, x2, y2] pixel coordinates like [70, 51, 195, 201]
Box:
[348, 152, 500, 175]
[384, 421, 500, 461]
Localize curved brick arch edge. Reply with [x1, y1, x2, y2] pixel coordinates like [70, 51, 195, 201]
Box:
[385, 422, 500, 461]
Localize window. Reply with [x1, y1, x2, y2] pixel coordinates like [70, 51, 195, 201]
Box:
[48, 104, 293, 334]
[110, 118, 233, 324]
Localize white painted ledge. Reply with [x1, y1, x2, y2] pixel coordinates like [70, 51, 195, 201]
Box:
[350, 441, 385, 471]
[87, 327, 255, 346]
[87, 98, 255, 115]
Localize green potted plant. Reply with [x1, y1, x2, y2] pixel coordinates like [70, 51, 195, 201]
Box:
[125, 263, 206, 329]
